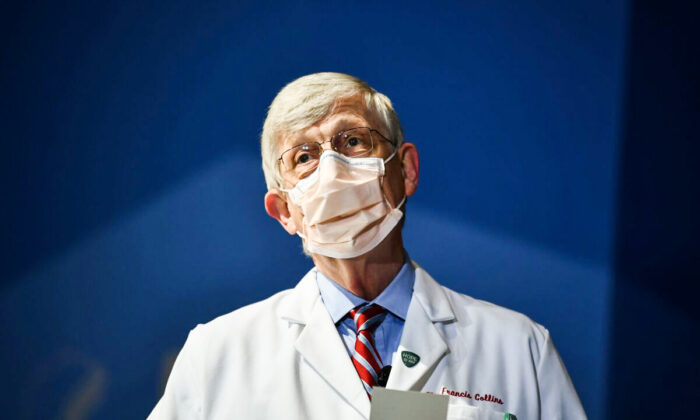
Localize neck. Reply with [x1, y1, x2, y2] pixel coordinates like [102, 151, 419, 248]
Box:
[311, 229, 406, 300]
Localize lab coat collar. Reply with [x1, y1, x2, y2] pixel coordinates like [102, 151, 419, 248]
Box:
[384, 262, 457, 391]
[315, 262, 415, 324]
[277, 262, 454, 324]
[278, 267, 372, 417]
[276, 262, 458, 417]
[277, 267, 318, 324]
[410, 261, 456, 323]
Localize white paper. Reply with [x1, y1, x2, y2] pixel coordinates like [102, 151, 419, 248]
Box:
[370, 388, 449, 420]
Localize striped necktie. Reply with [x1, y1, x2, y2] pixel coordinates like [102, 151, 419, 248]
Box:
[349, 303, 388, 399]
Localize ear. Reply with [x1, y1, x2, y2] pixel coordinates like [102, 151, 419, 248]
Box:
[399, 142, 419, 197]
[264, 189, 298, 235]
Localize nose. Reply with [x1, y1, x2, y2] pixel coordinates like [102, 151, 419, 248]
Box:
[319, 139, 335, 154]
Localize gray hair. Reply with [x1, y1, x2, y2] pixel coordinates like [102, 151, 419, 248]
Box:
[260, 72, 404, 190]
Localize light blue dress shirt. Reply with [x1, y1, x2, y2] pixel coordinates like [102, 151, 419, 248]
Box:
[315, 262, 415, 367]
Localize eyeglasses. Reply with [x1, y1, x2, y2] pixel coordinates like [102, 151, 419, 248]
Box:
[277, 127, 396, 181]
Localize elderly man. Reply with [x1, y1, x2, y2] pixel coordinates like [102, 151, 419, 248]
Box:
[149, 73, 586, 419]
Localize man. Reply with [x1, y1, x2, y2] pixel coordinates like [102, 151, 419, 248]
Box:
[149, 73, 586, 419]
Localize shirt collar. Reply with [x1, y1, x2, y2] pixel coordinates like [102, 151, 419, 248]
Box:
[315, 261, 415, 324]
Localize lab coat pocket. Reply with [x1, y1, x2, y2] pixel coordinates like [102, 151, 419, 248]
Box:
[447, 397, 516, 420]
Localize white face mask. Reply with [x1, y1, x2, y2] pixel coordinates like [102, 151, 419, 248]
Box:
[282, 150, 406, 259]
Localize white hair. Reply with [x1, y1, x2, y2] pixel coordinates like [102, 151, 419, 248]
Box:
[260, 72, 404, 190]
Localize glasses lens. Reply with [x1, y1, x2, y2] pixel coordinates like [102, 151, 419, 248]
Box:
[332, 127, 374, 158]
[280, 128, 381, 183]
[282, 142, 322, 175]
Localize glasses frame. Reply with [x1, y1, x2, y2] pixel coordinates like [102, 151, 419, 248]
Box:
[276, 126, 397, 173]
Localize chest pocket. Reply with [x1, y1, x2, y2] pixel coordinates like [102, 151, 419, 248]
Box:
[447, 398, 516, 420]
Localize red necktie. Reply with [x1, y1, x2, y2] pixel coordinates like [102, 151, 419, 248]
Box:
[349, 304, 387, 399]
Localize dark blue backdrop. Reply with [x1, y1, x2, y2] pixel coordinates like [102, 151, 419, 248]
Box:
[2, 1, 697, 419]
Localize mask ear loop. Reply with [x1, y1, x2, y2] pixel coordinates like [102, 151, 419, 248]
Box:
[379, 145, 407, 210]
[379, 144, 399, 183]
[384, 146, 399, 165]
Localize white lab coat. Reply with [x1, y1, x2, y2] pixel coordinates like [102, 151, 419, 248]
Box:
[149, 262, 586, 419]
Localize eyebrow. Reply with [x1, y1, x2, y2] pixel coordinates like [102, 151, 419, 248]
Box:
[284, 117, 366, 149]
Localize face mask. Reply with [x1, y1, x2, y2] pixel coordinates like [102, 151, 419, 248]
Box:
[282, 150, 406, 259]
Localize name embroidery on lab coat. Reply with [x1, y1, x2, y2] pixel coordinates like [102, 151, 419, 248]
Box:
[440, 387, 504, 405]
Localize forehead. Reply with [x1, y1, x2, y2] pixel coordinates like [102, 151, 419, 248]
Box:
[280, 95, 381, 149]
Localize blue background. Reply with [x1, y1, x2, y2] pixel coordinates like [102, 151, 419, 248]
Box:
[2, 1, 697, 419]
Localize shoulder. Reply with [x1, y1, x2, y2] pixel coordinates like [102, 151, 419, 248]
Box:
[187, 288, 295, 348]
[210, 288, 294, 328]
[172, 286, 302, 387]
[446, 285, 547, 339]
[415, 265, 586, 418]
[414, 264, 549, 359]
[182, 267, 318, 356]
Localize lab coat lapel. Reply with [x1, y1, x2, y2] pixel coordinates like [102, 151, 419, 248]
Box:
[279, 269, 371, 418]
[386, 264, 455, 391]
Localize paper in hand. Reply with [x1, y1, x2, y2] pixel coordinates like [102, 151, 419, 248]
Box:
[370, 388, 449, 420]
